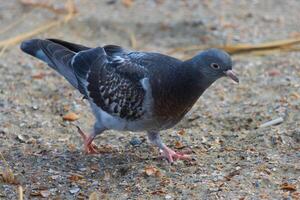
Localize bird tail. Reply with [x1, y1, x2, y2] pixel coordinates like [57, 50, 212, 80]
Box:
[20, 39, 90, 90]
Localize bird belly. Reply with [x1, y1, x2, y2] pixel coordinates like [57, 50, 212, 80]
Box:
[90, 93, 180, 131]
[90, 102, 162, 132]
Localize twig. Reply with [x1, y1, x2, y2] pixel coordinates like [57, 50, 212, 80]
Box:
[18, 185, 23, 200]
[0, 152, 10, 170]
[0, 152, 15, 184]
[259, 117, 284, 128]
[0, 20, 60, 48]
[128, 30, 137, 49]
[0, 13, 29, 35]
[0, 0, 76, 56]
[169, 37, 300, 55]
[20, 0, 77, 14]
[0, 45, 8, 57]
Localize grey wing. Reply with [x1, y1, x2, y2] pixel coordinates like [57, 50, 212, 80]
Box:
[72, 47, 149, 120]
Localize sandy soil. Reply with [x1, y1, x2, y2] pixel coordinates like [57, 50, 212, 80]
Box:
[0, 0, 299, 199]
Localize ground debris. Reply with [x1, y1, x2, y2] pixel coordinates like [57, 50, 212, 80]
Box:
[40, 190, 51, 198]
[89, 191, 100, 200]
[280, 183, 297, 191]
[144, 165, 161, 177]
[177, 129, 186, 136]
[259, 117, 284, 128]
[68, 173, 84, 182]
[63, 112, 79, 121]
[121, 0, 134, 8]
[151, 189, 167, 195]
[0, 168, 16, 184]
[20, 0, 77, 14]
[69, 187, 80, 194]
[31, 72, 47, 79]
[174, 141, 185, 149]
[223, 169, 240, 181]
[1, 1, 300, 199]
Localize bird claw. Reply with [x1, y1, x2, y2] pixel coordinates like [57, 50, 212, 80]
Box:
[84, 142, 99, 154]
[160, 146, 192, 163]
[75, 125, 99, 154]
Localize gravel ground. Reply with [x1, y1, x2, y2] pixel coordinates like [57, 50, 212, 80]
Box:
[0, 0, 300, 199]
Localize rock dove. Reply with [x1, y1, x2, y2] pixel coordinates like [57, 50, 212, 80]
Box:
[20, 39, 239, 163]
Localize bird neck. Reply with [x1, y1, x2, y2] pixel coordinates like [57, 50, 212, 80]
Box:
[182, 58, 216, 92]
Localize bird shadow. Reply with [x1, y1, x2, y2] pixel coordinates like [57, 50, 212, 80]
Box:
[1, 143, 151, 188]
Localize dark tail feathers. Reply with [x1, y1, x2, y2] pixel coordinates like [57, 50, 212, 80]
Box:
[20, 39, 91, 91]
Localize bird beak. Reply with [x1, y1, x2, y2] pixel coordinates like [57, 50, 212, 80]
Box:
[224, 70, 239, 84]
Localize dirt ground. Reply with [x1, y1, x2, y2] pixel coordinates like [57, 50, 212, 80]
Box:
[0, 0, 300, 199]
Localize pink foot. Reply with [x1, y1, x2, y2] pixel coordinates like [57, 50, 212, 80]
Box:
[160, 146, 192, 163]
[76, 126, 98, 154]
[83, 140, 98, 154]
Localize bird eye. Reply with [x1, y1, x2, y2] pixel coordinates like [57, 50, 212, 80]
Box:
[210, 63, 220, 69]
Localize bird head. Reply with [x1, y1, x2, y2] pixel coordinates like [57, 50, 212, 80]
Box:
[192, 48, 239, 84]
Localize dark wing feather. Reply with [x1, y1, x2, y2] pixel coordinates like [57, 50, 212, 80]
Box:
[71, 47, 107, 96]
[103, 45, 127, 57]
[37, 40, 79, 89]
[21, 39, 93, 92]
[72, 48, 149, 120]
[47, 38, 90, 52]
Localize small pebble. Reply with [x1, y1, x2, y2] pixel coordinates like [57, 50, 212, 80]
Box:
[129, 137, 143, 147]
[255, 181, 260, 188]
[40, 190, 50, 198]
[79, 167, 87, 172]
[69, 187, 80, 194]
[32, 105, 39, 110]
[16, 134, 30, 143]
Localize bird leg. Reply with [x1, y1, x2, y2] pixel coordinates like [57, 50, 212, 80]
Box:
[147, 131, 191, 163]
[75, 126, 98, 154]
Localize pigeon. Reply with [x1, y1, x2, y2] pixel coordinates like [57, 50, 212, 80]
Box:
[20, 39, 239, 163]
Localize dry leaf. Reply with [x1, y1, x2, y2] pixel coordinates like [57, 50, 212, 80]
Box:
[63, 112, 79, 121]
[30, 191, 40, 196]
[291, 192, 300, 199]
[291, 92, 300, 99]
[122, 0, 133, 7]
[160, 177, 171, 186]
[177, 129, 185, 136]
[144, 166, 159, 176]
[97, 144, 115, 154]
[63, 105, 71, 112]
[40, 190, 50, 198]
[289, 32, 300, 38]
[32, 72, 46, 79]
[89, 191, 100, 200]
[151, 189, 166, 195]
[104, 171, 110, 181]
[69, 173, 83, 182]
[280, 183, 297, 191]
[224, 146, 237, 151]
[267, 69, 281, 76]
[174, 141, 184, 149]
[1, 168, 15, 184]
[145, 166, 156, 176]
[67, 143, 76, 152]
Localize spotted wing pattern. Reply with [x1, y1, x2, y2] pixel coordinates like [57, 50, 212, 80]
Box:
[72, 46, 149, 120]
